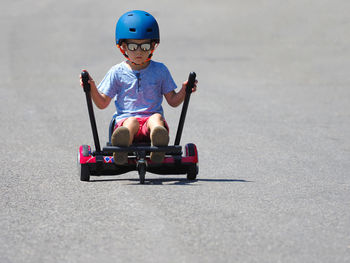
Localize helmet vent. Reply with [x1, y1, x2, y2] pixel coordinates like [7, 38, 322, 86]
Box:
[145, 14, 150, 16]
[147, 28, 153, 32]
[128, 14, 133, 16]
[129, 28, 136, 32]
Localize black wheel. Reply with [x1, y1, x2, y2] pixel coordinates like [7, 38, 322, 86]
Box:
[82, 145, 90, 157]
[185, 144, 198, 180]
[185, 143, 197, 157]
[138, 162, 146, 184]
[80, 164, 90, 182]
[187, 164, 198, 180]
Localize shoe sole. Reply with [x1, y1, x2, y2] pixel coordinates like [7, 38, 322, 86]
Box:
[111, 127, 130, 165]
[150, 126, 169, 163]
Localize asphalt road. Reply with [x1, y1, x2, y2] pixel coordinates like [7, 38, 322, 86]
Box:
[1, 0, 350, 262]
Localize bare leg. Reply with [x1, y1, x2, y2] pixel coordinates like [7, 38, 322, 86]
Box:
[122, 117, 140, 145]
[147, 113, 166, 131]
[147, 113, 169, 163]
[112, 117, 140, 165]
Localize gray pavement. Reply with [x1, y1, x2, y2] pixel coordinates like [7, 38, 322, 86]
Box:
[1, 0, 350, 262]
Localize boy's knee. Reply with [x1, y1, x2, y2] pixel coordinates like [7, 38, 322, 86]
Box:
[124, 117, 138, 125]
[148, 114, 166, 130]
[123, 117, 139, 131]
[150, 113, 163, 121]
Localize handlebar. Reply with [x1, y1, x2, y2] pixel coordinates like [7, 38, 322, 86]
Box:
[81, 71, 91, 93]
[186, 72, 196, 94]
[174, 71, 196, 145]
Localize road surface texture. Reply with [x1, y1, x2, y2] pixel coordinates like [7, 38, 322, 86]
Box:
[1, 0, 349, 262]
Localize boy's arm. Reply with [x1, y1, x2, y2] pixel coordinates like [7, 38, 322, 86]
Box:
[89, 80, 112, 109]
[80, 72, 112, 109]
[164, 80, 197, 107]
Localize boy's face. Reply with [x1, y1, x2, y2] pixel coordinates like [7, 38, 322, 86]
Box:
[121, 39, 155, 65]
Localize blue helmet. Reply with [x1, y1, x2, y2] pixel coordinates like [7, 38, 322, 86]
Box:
[115, 10, 160, 46]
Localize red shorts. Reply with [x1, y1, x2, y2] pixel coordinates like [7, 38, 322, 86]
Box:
[114, 116, 169, 143]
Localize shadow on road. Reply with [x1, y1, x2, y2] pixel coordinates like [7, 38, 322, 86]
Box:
[89, 177, 252, 185]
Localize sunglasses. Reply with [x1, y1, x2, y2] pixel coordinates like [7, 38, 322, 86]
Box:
[126, 42, 152, 51]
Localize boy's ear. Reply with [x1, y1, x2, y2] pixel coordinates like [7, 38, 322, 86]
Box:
[151, 41, 157, 50]
[120, 42, 127, 51]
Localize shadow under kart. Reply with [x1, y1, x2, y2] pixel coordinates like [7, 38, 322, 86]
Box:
[78, 71, 199, 184]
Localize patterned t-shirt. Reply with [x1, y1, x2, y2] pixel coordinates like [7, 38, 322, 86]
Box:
[98, 60, 177, 122]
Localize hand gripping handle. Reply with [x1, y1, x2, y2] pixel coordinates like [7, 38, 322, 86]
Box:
[81, 70, 101, 153]
[174, 71, 196, 145]
[81, 71, 91, 93]
[186, 72, 197, 94]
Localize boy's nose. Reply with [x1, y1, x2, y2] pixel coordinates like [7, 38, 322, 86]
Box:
[135, 49, 144, 55]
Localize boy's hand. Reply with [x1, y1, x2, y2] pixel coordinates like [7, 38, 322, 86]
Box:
[79, 69, 112, 109]
[79, 69, 96, 90]
[165, 79, 198, 107]
[181, 79, 198, 93]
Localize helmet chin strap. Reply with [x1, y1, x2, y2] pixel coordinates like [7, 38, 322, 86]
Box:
[117, 44, 158, 65]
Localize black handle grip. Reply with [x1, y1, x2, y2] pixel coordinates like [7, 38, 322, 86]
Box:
[174, 71, 196, 145]
[186, 72, 196, 94]
[81, 71, 91, 93]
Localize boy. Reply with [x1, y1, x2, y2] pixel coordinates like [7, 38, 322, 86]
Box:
[80, 10, 197, 165]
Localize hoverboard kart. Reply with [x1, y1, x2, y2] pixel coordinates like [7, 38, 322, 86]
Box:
[78, 71, 198, 184]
